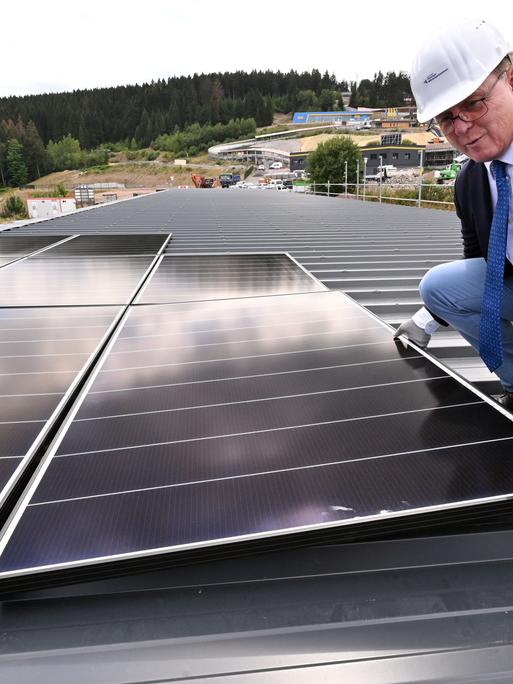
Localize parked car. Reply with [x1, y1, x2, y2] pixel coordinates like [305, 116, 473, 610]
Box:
[257, 164, 265, 171]
[266, 180, 284, 190]
[269, 161, 283, 169]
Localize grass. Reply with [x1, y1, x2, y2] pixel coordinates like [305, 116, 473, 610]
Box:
[354, 184, 455, 211]
[83, 164, 111, 174]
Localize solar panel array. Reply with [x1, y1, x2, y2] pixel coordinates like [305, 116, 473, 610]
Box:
[8, 190, 481, 387]
[1, 191, 512, 592]
[1, 285, 513, 589]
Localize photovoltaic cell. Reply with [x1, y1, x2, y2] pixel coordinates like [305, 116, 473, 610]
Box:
[1, 288, 512, 587]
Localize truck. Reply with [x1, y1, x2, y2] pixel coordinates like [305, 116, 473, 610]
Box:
[219, 173, 242, 188]
[219, 173, 235, 188]
[365, 164, 401, 182]
[345, 119, 372, 130]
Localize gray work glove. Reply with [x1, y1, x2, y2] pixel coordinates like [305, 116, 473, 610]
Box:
[393, 319, 431, 349]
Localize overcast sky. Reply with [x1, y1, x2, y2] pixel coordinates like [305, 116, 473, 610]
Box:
[2, 1, 512, 98]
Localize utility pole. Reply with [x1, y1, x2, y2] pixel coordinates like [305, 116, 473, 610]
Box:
[379, 155, 383, 203]
[417, 149, 424, 207]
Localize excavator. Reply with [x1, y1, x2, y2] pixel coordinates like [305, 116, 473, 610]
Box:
[191, 174, 216, 188]
[436, 160, 461, 183]
[435, 154, 468, 184]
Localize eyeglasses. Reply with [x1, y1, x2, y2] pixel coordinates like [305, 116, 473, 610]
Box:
[432, 70, 508, 134]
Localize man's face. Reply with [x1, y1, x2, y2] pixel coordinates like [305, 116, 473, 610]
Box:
[440, 65, 513, 162]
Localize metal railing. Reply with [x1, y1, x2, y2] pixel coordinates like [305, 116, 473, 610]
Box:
[304, 180, 454, 209]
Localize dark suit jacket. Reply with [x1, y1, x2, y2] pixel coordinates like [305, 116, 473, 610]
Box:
[429, 159, 511, 325]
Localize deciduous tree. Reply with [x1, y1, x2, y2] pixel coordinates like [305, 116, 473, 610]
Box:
[308, 136, 361, 185]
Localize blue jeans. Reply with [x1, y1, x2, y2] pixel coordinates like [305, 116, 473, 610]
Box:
[419, 257, 513, 391]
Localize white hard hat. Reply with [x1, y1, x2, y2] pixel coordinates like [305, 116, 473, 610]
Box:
[411, 19, 511, 123]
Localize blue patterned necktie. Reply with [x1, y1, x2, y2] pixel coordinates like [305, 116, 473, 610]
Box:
[479, 159, 510, 372]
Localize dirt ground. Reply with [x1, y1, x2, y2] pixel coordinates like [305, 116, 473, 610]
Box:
[299, 130, 436, 152]
[0, 159, 247, 223]
[28, 161, 237, 192]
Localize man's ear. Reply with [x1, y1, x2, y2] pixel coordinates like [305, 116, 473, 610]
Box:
[506, 63, 513, 90]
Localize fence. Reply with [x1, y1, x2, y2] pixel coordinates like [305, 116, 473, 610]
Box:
[305, 180, 454, 210]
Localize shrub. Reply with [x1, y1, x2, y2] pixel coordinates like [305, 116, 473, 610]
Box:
[47, 183, 68, 197]
[1, 195, 27, 218]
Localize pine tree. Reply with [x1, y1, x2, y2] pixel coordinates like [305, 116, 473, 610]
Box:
[23, 121, 48, 179]
[134, 109, 152, 148]
[0, 141, 6, 186]
[0, 69, 383, 149]
[5, 139, 28, 186]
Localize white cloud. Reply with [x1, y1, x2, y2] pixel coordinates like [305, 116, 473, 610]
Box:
[2, 0, 512, 97]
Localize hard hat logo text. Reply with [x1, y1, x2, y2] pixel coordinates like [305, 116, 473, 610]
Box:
[424, 68, 449, 85]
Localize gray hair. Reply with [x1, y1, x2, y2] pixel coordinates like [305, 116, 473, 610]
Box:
[493, 52, 513, 75]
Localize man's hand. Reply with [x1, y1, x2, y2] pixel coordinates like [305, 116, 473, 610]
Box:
[393, 318, 432, 349]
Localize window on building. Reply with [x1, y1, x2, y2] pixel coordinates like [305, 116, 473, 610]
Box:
[381, 153, 387, 159]
[404, 153, 411, 160]
[392, 152, 399, 160]
[370, 153, 377, 160]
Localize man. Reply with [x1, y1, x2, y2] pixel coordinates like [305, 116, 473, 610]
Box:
[394, 18, 513, 409]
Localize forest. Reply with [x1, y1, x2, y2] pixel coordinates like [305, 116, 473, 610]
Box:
[0, 68, 412, 186]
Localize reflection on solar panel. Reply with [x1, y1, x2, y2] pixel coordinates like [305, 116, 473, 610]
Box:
[0, 306, 122, 496]
[0, 235, 70, 268]
[36, 235, 169, 256]
[0, 233, 171, 517]
[1, 287, 512, 590]
[0, 235, 67, 258]
[137, 254, 324, 303]
[0, 235, 170, 306]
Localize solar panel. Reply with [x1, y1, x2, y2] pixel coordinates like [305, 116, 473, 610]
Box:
[1, 284, 512, 590]
[136, 253, 325, 304]
[0, 235, 67, 260]
[381, 133, 403, 146]
[0, 305, 123, 498]
[0, 235, 171, 307]
[36, 234, 169, 256]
